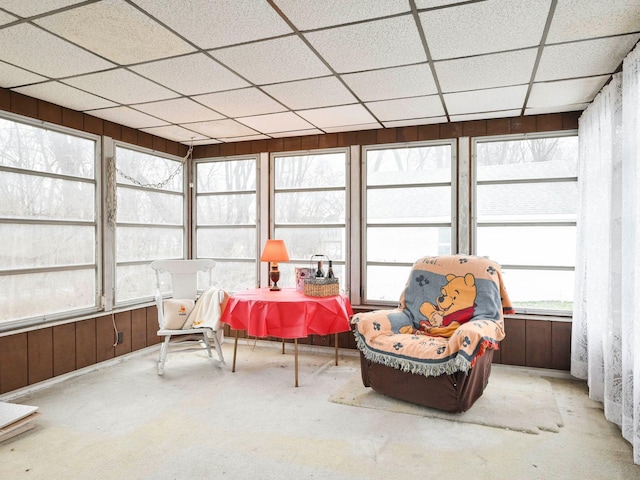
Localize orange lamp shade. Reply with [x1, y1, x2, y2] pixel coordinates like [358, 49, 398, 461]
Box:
[260, 239, 290, 264]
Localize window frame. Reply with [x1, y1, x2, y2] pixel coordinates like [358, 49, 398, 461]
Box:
[192, 154, 260, 292]
[471, 130, 579, 316]
[270, 147, 350, 292]
[361, 139, 457, 305]
[112, 141, 188, 307]
[0, 112, 102, 331]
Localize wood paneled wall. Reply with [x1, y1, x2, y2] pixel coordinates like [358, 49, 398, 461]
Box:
[0, 87, 575, 395]
[0, 307, 160, 394]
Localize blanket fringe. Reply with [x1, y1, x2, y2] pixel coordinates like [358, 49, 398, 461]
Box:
[354, 334, 473, 378]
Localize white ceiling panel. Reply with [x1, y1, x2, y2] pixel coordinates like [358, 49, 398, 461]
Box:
[141, 125, 210, 143]
[297, 104, 379, 129]
[547, 0, 640, 44]
[210, 36, 331, 85]
[0, 23, 114, 77]
[0, 62, 47, 88]
[0, 0, 85, 17]
[262, 76, 357, 110]
[0, 10, 17, 25]
[342, 63, 437, 102]
[194, 88, 287, 118]
[305, 15, 426, 73]
[35, 0, 195, 65]
[131, 0, 292, 49]
[366, 95, 445, 122]
[528, 76, 610, 109]
[415, 0, 467, 7]
[382, 117, 447, 128]
[421, 0, 551, 60]
[444, 85, 528, 115]
[526, 104, 589, 116]
[536, 34, 640, 82]
[14, 81, 117, 111]
[64, 69, 177, 104]
[130, 54, 249, 96]
[450, 110, 521, 122]
[273, 0, 410, 30]
[323, 122, 381, 133]
[189, 138, 222, 145]
[133, 98, 224, 124]
[184, 119, 259, 138]
[86, 106, 168, 129]
[239, 112, 314, 134]
[270, 128, 324, 138]
[217, 134, 270, 143]
[435, 49, 538, 93]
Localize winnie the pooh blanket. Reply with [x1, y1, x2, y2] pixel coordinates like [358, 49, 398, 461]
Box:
[353, 255, 513, 377]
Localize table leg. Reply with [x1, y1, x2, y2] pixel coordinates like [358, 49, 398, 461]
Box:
[294, 338, 299, 387]
[232, 329, 239, 373]
[282, 338, 285, 354]
[335, 332, 339, 366]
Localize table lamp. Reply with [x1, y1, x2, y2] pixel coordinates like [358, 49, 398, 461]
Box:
[261, 239, 290, 291]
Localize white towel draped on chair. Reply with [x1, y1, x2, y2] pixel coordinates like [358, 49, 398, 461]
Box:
[185, 287, 227, 344]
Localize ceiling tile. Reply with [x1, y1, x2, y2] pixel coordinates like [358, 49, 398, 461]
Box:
[35, 0, 195, 65]
[443, 85, 528, 115]
[415, 0, 466, 7]
[0, 0, 85, 17]
[86, 106, 168, 129]
[449, 110, 521, 122]
[365, 95, 445, 122]
[238, 112, 314, 134]
[382, 117, 447, 128]
[0, 62, 47, 88]
[547, 0, 640, 43]
[525, 104, 589, 116]
[217, 134, 270, 143]
[342, 63, 437, 102]
[64, 69, 177, 104]
[323, 122, 380, 133]
[130, 53, 249, 96]
[14, 81, 117, 111]
[183, 119, 259, 138]
[420, 0, 551, 60]
[262, 77, 357, 110]
[270, 129, 324, 138]
[210, 36, 331, 85]
[132, 0, 292, 49]
[273, 0, 410, 30]
[305, 15, 426, 73]
[194, 88, 287, 118]
[536, 34, 640, 81]
[528, 76, 609, 109]
[141, 125, 210, 143]
[133, 98, 224, 124]
[297, 104, 378, 129]
[0, 11, 17, 25]
[435, 49, 538, 93]
[0, 23, 114, 77]
[190, 138, 222, 146]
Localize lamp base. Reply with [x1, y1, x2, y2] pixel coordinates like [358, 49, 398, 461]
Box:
[269, 268, 281, 291]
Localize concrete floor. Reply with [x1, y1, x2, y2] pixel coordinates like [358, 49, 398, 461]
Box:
[0, 340, 638, 480]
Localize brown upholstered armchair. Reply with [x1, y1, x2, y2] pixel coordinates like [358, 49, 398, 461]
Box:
[352, 254, 513, 413]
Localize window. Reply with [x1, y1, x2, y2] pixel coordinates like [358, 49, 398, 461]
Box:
[114, 145, 186, 304]
[272, 150, 348, 289]
[0, 115, 99, 327]
[473, 133, 578, 314]
[363, 142, 455, 303]
[194, 156, 258, 292]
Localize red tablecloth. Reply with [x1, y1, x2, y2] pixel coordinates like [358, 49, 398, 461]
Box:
[221, 288, 353, 339]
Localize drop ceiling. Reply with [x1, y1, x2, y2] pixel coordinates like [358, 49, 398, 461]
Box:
[0, 0, 638, 145]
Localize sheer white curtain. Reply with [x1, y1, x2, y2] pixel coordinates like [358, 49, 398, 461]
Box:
[572, 43, 640, 465]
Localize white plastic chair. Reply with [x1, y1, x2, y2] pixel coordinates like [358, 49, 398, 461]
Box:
[150, 259, 225, 375]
